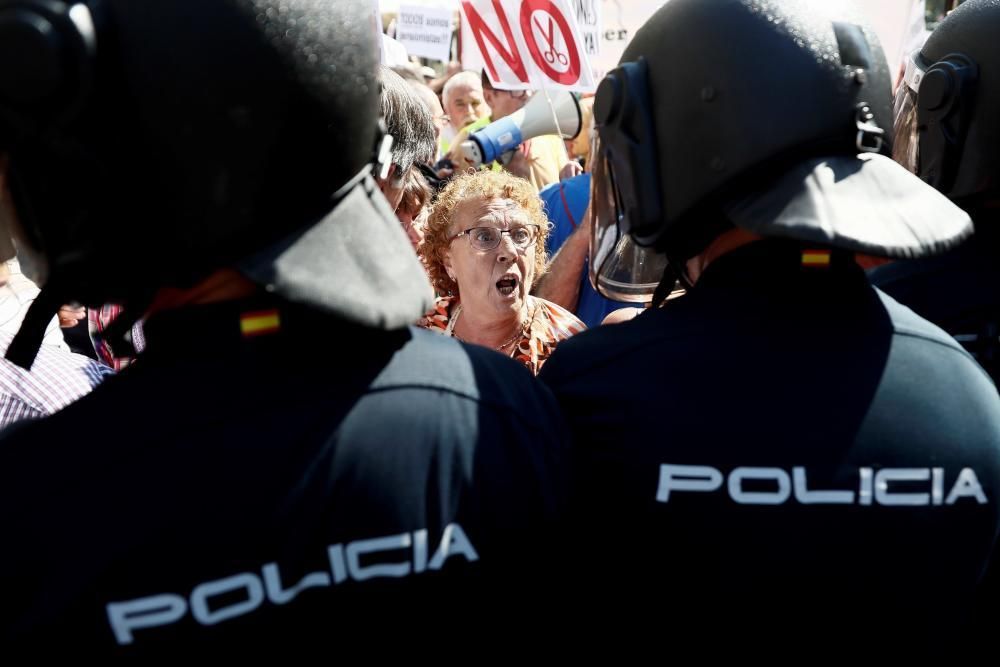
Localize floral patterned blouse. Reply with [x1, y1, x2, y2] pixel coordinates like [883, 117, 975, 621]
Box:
[420, 295, 586, 375]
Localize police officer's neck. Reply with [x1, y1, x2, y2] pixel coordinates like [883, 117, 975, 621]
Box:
[684, 228, 763, 285]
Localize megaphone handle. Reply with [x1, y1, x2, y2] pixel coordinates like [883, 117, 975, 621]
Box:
[499, 149, 516, 166]
[458, 140, 484, 168]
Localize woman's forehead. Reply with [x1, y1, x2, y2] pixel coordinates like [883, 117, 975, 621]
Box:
[456, 196, 529, 226]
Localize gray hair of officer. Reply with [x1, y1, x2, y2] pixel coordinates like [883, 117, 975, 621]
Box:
[379, 67, 436, 186]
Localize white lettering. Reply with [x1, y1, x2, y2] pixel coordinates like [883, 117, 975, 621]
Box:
[429, 523, 479, 569]
[656, 464, 723, 502]
[859, 466, 873, 505]
[99, 524, 482, 645]
[729, 467, 791, 505]
[792, 467, 854, 504]
[413, 529, 429, 573]
[328, 544, 348, 584]
[190, 573, 264, 626]
[654, 463, 988, 507]
[875, 468, 930, 506]
[107, 593, 187, 645]
[262, 563, 330, 605]
[346, 533, 412, 581]
[946, 467, 989, 505]
[932, 467, 945, 506]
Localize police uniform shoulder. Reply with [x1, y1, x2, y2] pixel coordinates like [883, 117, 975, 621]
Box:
[868, 252, 960, 298]
[540, 309, 673, 385]
[878, 288, 990, 367]
[868, 256, 933, 289]
[378, 327, 560, 415]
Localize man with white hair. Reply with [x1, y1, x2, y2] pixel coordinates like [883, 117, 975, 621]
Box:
[439, 70, 489, 155]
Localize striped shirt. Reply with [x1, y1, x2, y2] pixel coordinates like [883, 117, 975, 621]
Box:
[88, 303, 146, 371]
[420, 294, 586, 375]
[0, 259, 68, 349]
[0, 331, 113, 429]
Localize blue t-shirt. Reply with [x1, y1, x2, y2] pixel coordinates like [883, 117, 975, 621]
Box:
[539, 174, 630, 327]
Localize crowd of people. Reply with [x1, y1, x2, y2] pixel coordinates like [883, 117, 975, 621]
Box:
[1, 0, 999, 657]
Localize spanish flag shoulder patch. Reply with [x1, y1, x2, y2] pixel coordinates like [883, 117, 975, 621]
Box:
[240, 309, 281, 337]
[801, 249, 832, 267]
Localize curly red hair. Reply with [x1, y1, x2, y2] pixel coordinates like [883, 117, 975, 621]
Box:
[418, 170, 549, 296]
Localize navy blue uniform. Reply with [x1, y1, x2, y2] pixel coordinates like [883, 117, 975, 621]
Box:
[540, 240, 1000, 650]
[871, 225, 1000, 383]
[0, 298, 569, 656]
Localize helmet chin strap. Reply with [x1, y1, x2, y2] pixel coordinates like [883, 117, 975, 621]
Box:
[4, 278, 63, 370]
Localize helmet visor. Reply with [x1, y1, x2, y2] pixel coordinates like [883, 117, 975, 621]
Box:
[588, 128, 668, 303]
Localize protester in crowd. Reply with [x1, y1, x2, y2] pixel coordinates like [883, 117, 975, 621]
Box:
[554, 95, 592, 182]
[377, 67, 437, 251]
[539, 0, 1000, 653]
[376, 66, 436, 212]
[871, 0, 1000, 382]
[533, 109, 674, 327]
[438, 70, 489, 156]
[445, 71, 568, 191]
[533, 139, 649, 326]
[427, 60, 462, 98]
[0, 259, 110, 428]
[0, 0, 569, 655]
[407, 79, 448, 146]
[565, 95, 594, 169]
[419, 170, 584, 374]
[397, 165, 433, 251]
[87, 303, 145, 370]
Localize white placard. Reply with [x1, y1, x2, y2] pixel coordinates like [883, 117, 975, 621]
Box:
[459, 0, 596, 93]
[593, 0, 666, 79]
[397, 4, 454, 62]
[568, 0, 601, 58]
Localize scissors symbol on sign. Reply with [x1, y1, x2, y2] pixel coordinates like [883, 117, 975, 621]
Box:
[533, 15, 568, 66]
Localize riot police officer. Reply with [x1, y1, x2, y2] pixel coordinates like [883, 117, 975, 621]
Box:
[0, 0, 568, 656]
[872, 0, 1000, 381]
[539, 0, 1000, 652]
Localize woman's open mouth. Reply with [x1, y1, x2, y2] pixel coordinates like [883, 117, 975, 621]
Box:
[496, 275, 519, 297]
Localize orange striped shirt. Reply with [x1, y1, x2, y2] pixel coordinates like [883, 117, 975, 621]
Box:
[420, 295, 586, 375]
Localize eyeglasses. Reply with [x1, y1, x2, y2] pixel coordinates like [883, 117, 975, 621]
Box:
[505, 89, 531, 100]
[449, 225, 540, 251]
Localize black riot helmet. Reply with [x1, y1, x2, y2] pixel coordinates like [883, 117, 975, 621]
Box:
[895, 0, 1000, 202]
[0, 0, 432, 366]
[590, 0, 972, 299]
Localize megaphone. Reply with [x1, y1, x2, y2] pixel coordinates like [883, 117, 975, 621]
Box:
[460, 89, 582, 167]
